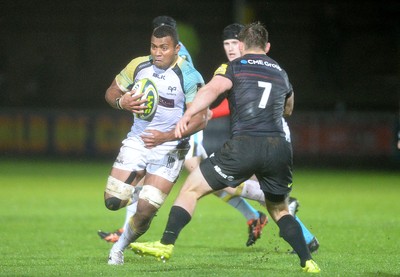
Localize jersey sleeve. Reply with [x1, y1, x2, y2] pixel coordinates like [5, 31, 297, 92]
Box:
[181, 63, 204, 103]
[213, 62, 233, 81]
[178, 42, 193, 65]
[115, 56, 151, 92]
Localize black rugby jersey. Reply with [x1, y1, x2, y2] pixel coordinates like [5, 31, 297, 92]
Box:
[216, 54, 293, 137]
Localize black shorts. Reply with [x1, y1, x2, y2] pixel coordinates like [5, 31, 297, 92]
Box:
[200, 135, 293, 196]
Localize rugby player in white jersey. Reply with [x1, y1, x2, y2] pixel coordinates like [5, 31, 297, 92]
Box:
[104, 24, 207, 265]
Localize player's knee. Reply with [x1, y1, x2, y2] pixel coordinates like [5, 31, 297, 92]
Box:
[264, 192, 290, 222]
[138, 185, 167, 209]
[104, 175, 133, 211]
[105, 197, 123, 211]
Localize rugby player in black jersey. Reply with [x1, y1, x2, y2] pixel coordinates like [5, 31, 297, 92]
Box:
[214, 23, 320, 255]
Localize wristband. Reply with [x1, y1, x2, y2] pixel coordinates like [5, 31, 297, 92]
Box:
[115, 97, 123, 110]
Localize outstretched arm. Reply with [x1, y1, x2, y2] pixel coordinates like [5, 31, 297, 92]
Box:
[141, 105, 208, 148]
[175, 75, 232, 138]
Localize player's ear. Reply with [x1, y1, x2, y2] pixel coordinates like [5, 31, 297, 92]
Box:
[239, 41, 244, 54]
[175, 43, 181, 55]
[265, 42, 271, 54]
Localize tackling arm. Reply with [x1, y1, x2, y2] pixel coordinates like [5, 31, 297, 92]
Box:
[140, 107, 208, 148]
[175, 75, 232, 138]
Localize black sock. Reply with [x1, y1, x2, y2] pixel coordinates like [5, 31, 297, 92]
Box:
[277, 214, 312, 267]
[161, 206, 192, 245]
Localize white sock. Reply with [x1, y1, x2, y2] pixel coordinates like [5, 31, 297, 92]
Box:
[122, 186, 141, 228]
[240, 180, 265, 204]
[112, 222, 134, 252]
[123, 201, 138, 227]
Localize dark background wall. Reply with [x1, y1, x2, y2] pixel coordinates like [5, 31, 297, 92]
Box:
[1, 0, 399, 112]
[0, 1, 399, 167]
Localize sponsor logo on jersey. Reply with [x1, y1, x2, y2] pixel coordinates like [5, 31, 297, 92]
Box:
[159, 95, 174, 108]
[240, 59, 282, 71]
[152, 72, 166, 80]
[167, 86, 177, 95]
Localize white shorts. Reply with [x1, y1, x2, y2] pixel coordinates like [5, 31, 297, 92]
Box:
[113, 136, 189, 182]
[185, 131, 208, 160]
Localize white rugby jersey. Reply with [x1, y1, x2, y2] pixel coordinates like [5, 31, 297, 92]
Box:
[115, 55, 204, 147]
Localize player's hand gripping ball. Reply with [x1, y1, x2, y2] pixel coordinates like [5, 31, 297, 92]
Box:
[131, 78, 159, 121]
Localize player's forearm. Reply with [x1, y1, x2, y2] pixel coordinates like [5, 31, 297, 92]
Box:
[105, 80, 124, 110]
[147, 109, 208, 145]
[186, 85, 221, 118]
[173, 109, 208, 140]
[186, 98, 212, 119]
[180, 109, 208, 137]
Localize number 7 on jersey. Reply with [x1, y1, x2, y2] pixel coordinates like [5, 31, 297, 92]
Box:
[258, 81, 272, 109]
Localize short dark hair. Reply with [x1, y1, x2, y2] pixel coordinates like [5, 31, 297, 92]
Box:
[238, 22, 268, 50]
[152, 16, 177, 30]
[222, 23, 244, 41]
[152, 25, 179, 46]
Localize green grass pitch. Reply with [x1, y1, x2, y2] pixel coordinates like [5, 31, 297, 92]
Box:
[0, 158, 399, 276]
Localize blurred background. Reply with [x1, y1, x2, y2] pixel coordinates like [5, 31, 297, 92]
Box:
[0, 0, 399, 168]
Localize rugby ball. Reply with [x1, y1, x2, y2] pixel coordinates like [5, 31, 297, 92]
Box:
[131, 78, 159, 121]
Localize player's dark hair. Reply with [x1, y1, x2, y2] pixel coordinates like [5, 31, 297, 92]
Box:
[152, 15, 177, 30]
[238, 22, 268, 50]
[152, 25, 179, 46]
